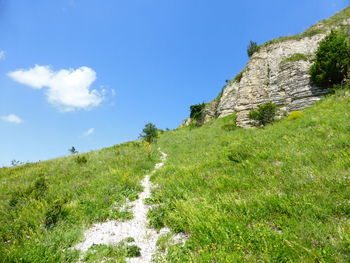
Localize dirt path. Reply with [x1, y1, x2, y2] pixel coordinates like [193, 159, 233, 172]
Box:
[73, 151, 170, 262]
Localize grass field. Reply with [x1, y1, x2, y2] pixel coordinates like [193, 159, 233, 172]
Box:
[1, 92, 350, 262]
[0, 141, 159, 262]
[149, 91, 350, 262]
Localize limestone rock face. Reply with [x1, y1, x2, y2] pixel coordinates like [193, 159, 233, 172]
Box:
[193, 32, 334, 127]
[215, 34, 330, 127]
[180, 9, 350, 128]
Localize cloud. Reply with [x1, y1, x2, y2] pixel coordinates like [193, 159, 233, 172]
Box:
[1, 114, 23, 124]
[83, 128, 95, 136]
[8, 65, 103, 111]
[0, 51, 5, 60]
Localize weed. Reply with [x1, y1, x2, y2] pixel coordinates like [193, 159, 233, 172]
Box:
[126, 245, 141, 257]
[288, 111, 303, 120]
[148, 206, 167, 230]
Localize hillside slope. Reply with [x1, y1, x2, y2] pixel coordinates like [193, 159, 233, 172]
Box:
[0, 142, 159, 262]
[1, 94, 349, 263]
[151, 91, 350, 262]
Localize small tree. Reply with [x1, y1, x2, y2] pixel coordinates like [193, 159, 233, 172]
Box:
[139, 123, 158, 143]
[190, 103, 205, 126]
[190, 103, 205, 120]
[247, 40, 259, 57]
[309, 30, 350, 87]
[69, 146, 78, 155]
[248, 102, 278, 126]
[11, 160, 23, 166]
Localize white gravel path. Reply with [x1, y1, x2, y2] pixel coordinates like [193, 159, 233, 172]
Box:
[73, 151, 171, 262]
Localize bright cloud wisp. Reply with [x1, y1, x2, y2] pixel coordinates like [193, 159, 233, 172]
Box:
[8, 65, 103, 111]
[83, 128, 95, 136]
[0, 51, 5, 60]
[1, 114, 23, 124]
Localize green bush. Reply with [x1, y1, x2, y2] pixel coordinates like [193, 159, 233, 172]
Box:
[247, 40, 260, 57]
[190, 103, 205, 120]
[189, 103, 206, 127]
[248, 102, 279, 126]
[45, 199, 65, 228]
[309, 30, 350, 87]
[139, 123, 158, 143]
[75, 155, 88, 165]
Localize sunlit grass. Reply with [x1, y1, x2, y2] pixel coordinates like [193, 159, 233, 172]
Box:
[150, 91, 350, 262]
[0, 141, 159, 262]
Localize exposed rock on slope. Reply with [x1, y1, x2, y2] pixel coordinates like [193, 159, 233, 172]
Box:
[184, 7, 350, 127]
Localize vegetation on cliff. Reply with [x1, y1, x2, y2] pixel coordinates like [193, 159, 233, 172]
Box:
[263, 6, 350, 46]
[309, 30, 350, 87]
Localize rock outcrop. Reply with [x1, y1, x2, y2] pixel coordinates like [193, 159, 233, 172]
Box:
[183, 7, 350, 128]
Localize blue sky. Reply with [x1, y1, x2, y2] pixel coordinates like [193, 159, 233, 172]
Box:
[0, 0, 348, 166]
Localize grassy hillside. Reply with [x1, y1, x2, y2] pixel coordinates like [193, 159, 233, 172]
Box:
[150, 91, 350, 262]
[1, 92, 350, 263]
[0, 142, 159, 262]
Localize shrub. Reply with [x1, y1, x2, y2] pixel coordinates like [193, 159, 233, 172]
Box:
[75, 155, 88, 165]
[288, 111, 303, 120]
[309, 30, 350, 87]
[139, 123, 158, 143]
[9, 176, 48, 206]
[45, 199, 65, 228]
[248, 102, 279, 126]
[31, 176, 48, 199]
[190, 103, 206, 126]
[247, 40, 260, 57]
[190, 103, 205, 120]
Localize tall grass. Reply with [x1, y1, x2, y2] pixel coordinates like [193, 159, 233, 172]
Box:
[0, 141, 159, 262]
[150, 91, 350, 262]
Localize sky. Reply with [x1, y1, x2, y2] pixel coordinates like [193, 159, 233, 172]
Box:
[0, 0, 348, 166]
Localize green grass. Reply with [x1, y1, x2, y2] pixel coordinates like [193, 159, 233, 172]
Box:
[280, 53, 310, 65]
[261, 6, 350, 47]
[0, 141, 159, 262]
[82, 241, 141, 263]
[149, 91, 350, 262]
[2, 92, 350, 262]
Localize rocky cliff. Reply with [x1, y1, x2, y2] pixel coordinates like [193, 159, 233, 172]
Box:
[184, 7, 350, 127]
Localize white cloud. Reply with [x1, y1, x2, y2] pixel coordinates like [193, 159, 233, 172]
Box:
[1, 114, 23, 124]
[0, 51, 5, 60]
[8, 65, 103, 111]
[83, 128, 95, 136]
